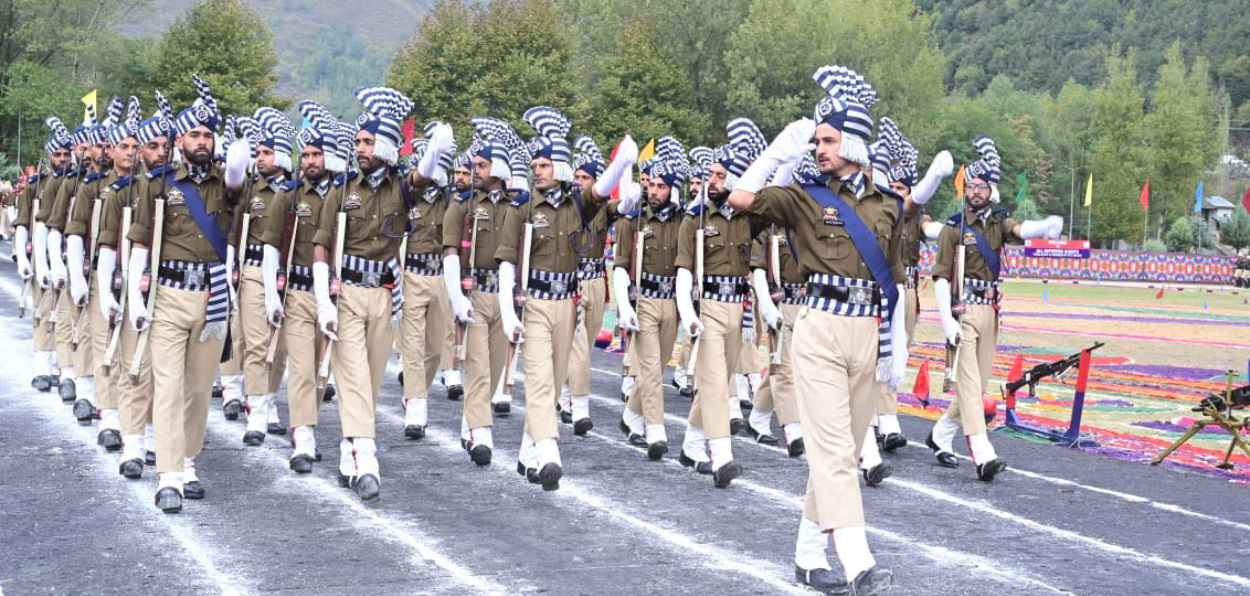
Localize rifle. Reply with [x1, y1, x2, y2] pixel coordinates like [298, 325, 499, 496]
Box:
[128, 196, 164, 383]
[766, 226, 783, 365]
[686, 179, 708, 382]
[1001, 342, 1104, 399]
[19, 159, 45, 320]
[102, 186, 133, 372]
[69, 190, 102, 350]
[453, 165, 478, 373]
[317, 204, 346, 385]
[496, 208, 533, 405]
[622, 225, 643, 355]
[946, 214, 967, 387]
[265, 189, 299, 364]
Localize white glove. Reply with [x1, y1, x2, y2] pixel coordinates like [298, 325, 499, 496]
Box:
[922, 221, 945, 241]
[616, 179, 642, 215]
[48, 228, 67, 288]
[751, 268, 783, 330]
[32, 223, 49, 288]
[890, 283, 908, 389]
[418, 124, 454, 180]
[612, 267, 639, 331]
[1019, 215, 1064, 240]
[66, 234, 88, 305]
[127, 247, 150, 331]
[593, 135, 638, 198]
[675, 268, 703, 337]
[15, 226, 32, 280]
[96, 246, 121, 323]
[225, 245, 238, 310]
[313, 261, 337, 340]
[442, 254, 474, 323]
[768, 154, 801, 187]
[262, 244, 283, 326]
[224, 140, 250, 190]
[199, 319, 227, 342]
[498, 260, 524, 343]
[934, 278, 960, 345]
[911, 150, 954, 206]
[738, 119, 817, 194]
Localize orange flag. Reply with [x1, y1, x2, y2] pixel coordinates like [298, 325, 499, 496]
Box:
[912, 360, 931, 408]
[954, 165, 966, 198]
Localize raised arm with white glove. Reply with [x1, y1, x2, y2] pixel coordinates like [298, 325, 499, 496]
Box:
[224, 141, 251, 191]
[14, 226, 32, 280]
[66, 234, 88, 305]
[612, 267, 639, 331]
[889, 284, 909, 389]
[933, 278, 960, 346]
[312, 260, 337, 340]
[127, 247, 150, 331]
[616, 177, 642, 215]
[751, 268, 783, 330]
[262, 244, 283, 325]
[96, 246, 120, 322]
[442, 254, 474, 323]
[1018, 215, 1064, 240]
[910, 150, 954, 206]
[47, 228, 67, 288]
[768, 155, 802, 188]
[418, 124, 455, 181]
[736, 119, 817, 194]
[675, 268, 703, 337]
[498, 260, 524, 343]
[593, 136, 639, 198]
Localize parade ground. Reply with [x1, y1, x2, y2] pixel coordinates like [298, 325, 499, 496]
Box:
[2, 264, 1248, 596]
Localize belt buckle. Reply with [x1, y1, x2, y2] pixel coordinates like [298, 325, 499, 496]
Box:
[185, 269, 205, 287]
[485, 271, 498, 286]
[364, 271, 381, 286]
[550, 279, 567, 295]
[848, 286, 871, 305]
[658, 280, 673, 294]
[719, 281, 735, 296]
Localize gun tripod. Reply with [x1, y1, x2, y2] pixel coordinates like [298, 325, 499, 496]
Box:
[1151, 371, 1250, 470]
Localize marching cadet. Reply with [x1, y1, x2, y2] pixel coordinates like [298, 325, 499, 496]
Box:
[676, 121, 767, 489]
[16, 118, 75, 392]
[235, 108, 296, 446]
[497, 106, 637, 490]
[560, 135, 616, 434]
[615, 142, 686, 459]
[63, 98, 142, 445]
[313, 87, 453, 501]
[928, 135, 1063, 481]
[260, 100, 343, 472]
[434, 152, 472, 403]
[727, 65, 903, 593]
[395, 123, 457, 440]
[669, 161, 711, 400]
[617, 160, 656, 403]
[126, 77, 250, 513]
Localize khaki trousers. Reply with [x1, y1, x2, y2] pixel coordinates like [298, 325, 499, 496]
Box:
[220, 312, 243, 377]
[33, 283, 55, 351]
[400, 272, 448, 401]
[118, 303, 153, 436]
[621, 332, 637, 377]
[54, 289, 75, 368]
[904, 286, 919, 341]
[332, 284, 393, 439]
[522, 297, 575, 442]
[281, 290, 324, 428]
[239, 265, 285, 395]
[568, 276, 606, 396]
[792, 309, 879, 531]
[625, 297, 677, 424]
[686, 300, 742, 440]
[62, 288, 92, 376]
[150, 286, 224, 474]
[463, 291, 507, 429]
[945, 304, 998, 436]
[753, 303, 800, 426]
[89, 285, 117, 409]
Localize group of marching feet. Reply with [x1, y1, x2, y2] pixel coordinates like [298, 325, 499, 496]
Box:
[9, 62, 1065, 594]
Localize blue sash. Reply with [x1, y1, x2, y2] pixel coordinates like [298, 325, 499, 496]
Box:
[948, 212, 1001, 280]
[801, 184, 899, 315]
[167, 173, 227, 263]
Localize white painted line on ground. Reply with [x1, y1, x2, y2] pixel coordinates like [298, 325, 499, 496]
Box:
[371, 403, 811, 596]
[590, 364, 1250, 533]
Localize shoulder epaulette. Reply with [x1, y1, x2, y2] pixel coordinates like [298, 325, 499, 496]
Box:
[455, 190, 472, 202]
[84, 172, 107, 184]
[111, 176, 133, 190]
[684, 201, 707, 217]
[146, 164, 175, 179]
[508, 190, 532, 207]
[333, 170, 358, 188]
[282, 179, 298, 192]
[992, 207, 1010, 220]
[65, 169, 81, 179]
[27, 174, 44, 184]
[945, 212, 963, 228]
[873, 178, 903, 201]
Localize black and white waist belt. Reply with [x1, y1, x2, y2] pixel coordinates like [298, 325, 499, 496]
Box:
[285, 264, 313, 293]
[804, 273, 881, 317]
[243, 242, 265, 267]
[577, 258, 606, 280]
[781, 282, 805, 306]
[157, 259, 230, 323]
[404, 252, 442, 276]
[471, 268, 499, 294]
[962, 277, 1000, 305]
[638, 272, 676, 300]
[340, 254, 402, 316]
[701, 275, 749, 303]
[527, 268, 578, 301]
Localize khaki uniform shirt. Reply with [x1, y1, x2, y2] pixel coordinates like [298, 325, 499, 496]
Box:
[98, 173, 144, 250]
[128, 162, 238, 264]
[313, 167, 411, 263]
[495, 186, 603, 272]
[49, 168, 103, 231]
[442, 188, 513, 270]
[235, 174, 290, 249]
[747, 175, 906, 285]
[676, 202, 756, 278]
[931, 205, 1021, 283]
[262, 175, 334, 269]
[613, 203, 683, 277]
[16, 170, 67, 228]
[405, 185, 451, 257]
[749, 227, 805, 285]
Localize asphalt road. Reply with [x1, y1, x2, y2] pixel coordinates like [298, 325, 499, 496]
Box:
[1, 259, 1248, 595]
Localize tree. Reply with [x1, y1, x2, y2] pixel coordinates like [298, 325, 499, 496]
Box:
[152, 0, 287, 116]
[1220, 207, 1250, 251]
[1143, 43, 1221, 227]
[1085, 47, 1150, 245]
[1164, 215, 1194, 252]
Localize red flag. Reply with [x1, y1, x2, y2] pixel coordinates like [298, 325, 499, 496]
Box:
[609, 141, 621, 200]
[912, 360, 930, 407]
[1242, 186, 1250, 213]
[1139, 179, 1150, 213]
[1155, 287, 1165, 299]
[1005, 354, 1024, 410]
[398, 118, 416, 157]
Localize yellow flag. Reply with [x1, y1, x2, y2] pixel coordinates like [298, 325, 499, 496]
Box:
[637, 138, 656, 164]
[81, 90, 98, 125]
[1083, 173, 1093, 207]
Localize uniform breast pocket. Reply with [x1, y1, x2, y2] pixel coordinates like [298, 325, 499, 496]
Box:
[345, 210, 371, 241]
[874, 220, 895, 253]
[532, 228, 557, 258]
[165, 205, 191, 236]
[815, 227, 853, 261]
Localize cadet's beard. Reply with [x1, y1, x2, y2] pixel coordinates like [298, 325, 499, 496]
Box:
[186, 148, 212, 167]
